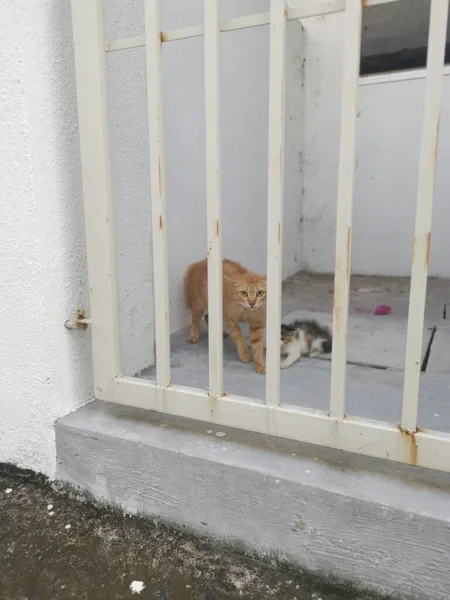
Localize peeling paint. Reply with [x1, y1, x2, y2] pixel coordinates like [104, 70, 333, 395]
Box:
[425, 231, 431, 268]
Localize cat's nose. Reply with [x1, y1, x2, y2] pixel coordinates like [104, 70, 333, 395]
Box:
[249, 301, 255, 307]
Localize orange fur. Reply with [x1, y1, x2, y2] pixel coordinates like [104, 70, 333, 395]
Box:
[183, 258, 267, 374]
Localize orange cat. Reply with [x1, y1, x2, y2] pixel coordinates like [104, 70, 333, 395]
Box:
[184, 258, 267, 374]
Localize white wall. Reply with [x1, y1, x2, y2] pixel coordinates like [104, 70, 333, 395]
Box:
[105, 0, 304, 339]
[301, 12, 450, 277]
[0, 0, 93, 476]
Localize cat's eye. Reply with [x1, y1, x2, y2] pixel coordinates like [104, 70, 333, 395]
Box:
[256, 290, 265, 297]
[239, 291, 248, 297]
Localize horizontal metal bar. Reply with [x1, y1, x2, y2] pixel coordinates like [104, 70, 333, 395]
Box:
[104, 0, 399, 52]
[108, 376, 450, 474]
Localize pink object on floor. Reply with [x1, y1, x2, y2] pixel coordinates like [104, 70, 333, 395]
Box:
[374, 304, 391, 315]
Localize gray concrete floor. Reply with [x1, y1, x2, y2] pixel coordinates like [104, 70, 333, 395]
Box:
[141, 274, 450, 431]
[0, 468, 393, 600]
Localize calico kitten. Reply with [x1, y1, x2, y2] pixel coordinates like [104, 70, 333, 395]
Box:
[280, 319, 332, 369]
[184, 258, 267, 374]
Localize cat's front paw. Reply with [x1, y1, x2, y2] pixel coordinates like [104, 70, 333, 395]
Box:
[280, 360, 290, 369]
[254, 362, 266, 374]
[187, 333, 200, 344]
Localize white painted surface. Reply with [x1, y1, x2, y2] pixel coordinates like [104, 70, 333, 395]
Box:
[204, 0, 224, 396]
[402, 0, 450, 433]
[72, 0, 121, 399]
[302, 12, 450, 277]
[105, 0, 304, 336]
[0, 0, 93, 476]
[2, 0, 450, 479]
[265, 0, 287, 406]
[329, 0, 363, 420]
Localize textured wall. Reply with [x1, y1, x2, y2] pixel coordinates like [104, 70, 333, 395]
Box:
[0, 0, 93, 475]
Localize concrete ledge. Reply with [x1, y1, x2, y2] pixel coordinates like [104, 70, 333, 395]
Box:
[56, 400, 450, 600]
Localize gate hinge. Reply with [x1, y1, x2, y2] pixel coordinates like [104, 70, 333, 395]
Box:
[64, 308, 91, 331]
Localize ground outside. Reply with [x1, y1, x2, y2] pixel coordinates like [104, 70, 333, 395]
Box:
[0, 467, 394, 600]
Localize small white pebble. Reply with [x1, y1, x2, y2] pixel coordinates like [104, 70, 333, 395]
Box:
[275, 479, 280, 483]
[186, 585, 192, 589]
[5, 488, 12, 494]
[160, 423, 167, 427]
[65, 524, 71, 530]
[49, 511, 54, 516]
[291, 453, 296, 457]
[47, 504, 53, 511]
[215, 431, 226, 438]
[434, 413, 440, 417]
[206, 430, 213, 434]
[305, 470, 311, 475]
[130, 581, 145, 594]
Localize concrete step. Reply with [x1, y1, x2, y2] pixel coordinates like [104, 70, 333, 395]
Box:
[56, 400, 450, 600]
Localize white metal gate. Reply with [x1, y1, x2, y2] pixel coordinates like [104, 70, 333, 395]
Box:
[71, 0, 450, 472]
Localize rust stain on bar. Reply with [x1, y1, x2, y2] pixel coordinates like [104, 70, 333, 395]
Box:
[159, 214, 163, 230]
[433, 115, 441, 163]
[215, 220, 220, 237]
[284, 8, 288, 19]
[277, 222, 281, 244]
[361, 0, 368, 7]
[160, 31, 168, 43]
[425, 232, 431, 268]
[398, 425, 420, 466]
[411, 236, 417, 264]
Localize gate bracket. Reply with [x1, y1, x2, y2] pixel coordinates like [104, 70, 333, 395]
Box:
[64, 308, 91, 331]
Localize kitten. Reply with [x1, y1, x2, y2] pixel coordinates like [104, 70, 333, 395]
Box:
[280, 319, 332, 369]
[184, 258, 267, 374]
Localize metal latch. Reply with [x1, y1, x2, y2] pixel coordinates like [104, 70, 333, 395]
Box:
[64, 308, 91, 331]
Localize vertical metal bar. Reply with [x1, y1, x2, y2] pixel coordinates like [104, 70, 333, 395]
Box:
[329, 0, 362, 419]
[204, 0, 224, 397]
[71, 0, 121, 397]
[265, 0, 287, 407]
[401, 0, 449, 432]
[145, 0, 171, 387]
